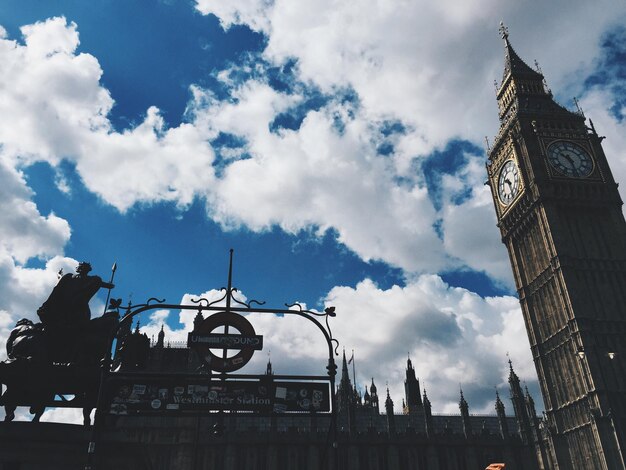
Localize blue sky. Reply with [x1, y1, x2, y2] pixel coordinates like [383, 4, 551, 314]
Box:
[1, 0, 625, 421]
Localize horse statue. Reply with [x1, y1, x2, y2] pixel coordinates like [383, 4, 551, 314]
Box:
[0, 262, 118, 424]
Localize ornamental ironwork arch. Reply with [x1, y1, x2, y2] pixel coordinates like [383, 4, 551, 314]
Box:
[86, 249, 340, 470]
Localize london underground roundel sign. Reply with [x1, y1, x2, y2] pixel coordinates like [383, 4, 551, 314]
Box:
[188, 312, 263, 373]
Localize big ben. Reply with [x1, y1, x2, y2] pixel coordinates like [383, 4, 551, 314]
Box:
[487, 24, 626, 469]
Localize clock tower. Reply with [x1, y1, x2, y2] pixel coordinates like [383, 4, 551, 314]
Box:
[487, 24, 626, 469]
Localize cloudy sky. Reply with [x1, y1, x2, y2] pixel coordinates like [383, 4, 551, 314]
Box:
[1, 1, 625, 423]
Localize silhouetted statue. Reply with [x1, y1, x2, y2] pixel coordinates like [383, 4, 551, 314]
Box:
[6, 319, 45, 362]
[1, 262, 119, 423]
[37, 261, 114, 327]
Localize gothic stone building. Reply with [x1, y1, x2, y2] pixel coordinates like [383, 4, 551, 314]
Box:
[486, 27, 626, 469]
[0, 324, 541, 470]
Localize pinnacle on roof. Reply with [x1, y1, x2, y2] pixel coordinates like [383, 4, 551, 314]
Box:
[156, 323, 165, 347]
[385, 387, 394, 406]
[341, 349, 350, 378]
[508, 358, 519, 382]
[459, 388, 469, 409]
[495, 389, 505, 413]
[524, 385, 535, 405]
[499, 21, 543, 85]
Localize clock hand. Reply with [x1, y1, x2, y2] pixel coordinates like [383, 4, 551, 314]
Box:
[561, 152, 575, 166]
[504, 178, 513, 193]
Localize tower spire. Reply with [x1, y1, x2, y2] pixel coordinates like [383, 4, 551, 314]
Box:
[508, 360, 532, 445]
[385, 386, 395, 435]
[495, 389, 509, 439]
[404, 354, 422, 414]
[156, 323, 165, 348]
[459, 388, 472, 438]
[498, 21, 509, 43]
[499, 23, 543, 87]
[423, 388, 433, 437]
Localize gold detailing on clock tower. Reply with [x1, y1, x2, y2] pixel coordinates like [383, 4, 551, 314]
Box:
[487, 26, 626, 470]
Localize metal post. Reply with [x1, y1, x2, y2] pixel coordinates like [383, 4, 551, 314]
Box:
[84, 352, 112, 470]
[328, 356, 339, 470]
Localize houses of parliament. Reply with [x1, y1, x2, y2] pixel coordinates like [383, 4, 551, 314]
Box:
[1, 26, 625, 470]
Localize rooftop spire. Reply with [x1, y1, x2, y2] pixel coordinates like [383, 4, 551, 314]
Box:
[495, 389, 505, 413]
[498, 21, 509, 43]
[498, 22, 543, 86]
[156, 323, 165, 348]
[265, 350, 273, 376]
[341, 349, 350, 383]
[459, 388, 468, 410]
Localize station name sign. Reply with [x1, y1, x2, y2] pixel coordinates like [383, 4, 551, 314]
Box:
[105, 374, 331, 415]
[187, 333, 263, 350]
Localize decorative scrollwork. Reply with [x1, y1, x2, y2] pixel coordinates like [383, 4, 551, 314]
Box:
[285, 302, 304, 311]
[285, 303, 338, 355]
[191, 298, 210, 307]
[207, 289, 228, 308]
[108, 298, 123, 311]
[325, 312, 339, 356]
[285, 303, 331, 318]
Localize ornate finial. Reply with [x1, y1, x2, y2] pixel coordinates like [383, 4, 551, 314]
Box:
[499, 21, 509, 41]
[573, 97, 585, 117]
[485, 136, 491, 153]
[493, 79, 499, 94]
[534, 60, 543, 74]
[134, 319, 140, 333]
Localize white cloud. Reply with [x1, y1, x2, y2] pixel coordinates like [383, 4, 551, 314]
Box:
[325, 276, 535, 413]
[198, 0, 626, 154]
[579, 90, 626, 202]
[0, 159, 70, 264]
[0, 17, 216, 212]
[189, 0, 626, 281]
[190, 86, 446, 271]
[194, 0, 271, 32]
[0, 155, 78, 361]
[439, 153, 514, 284]
[2, 11, 626, 282]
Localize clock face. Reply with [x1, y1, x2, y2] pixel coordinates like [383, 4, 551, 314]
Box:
[498, 160, 521, 205]
[547, 141, 593, 177]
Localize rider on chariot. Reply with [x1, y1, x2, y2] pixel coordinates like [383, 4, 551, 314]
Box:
[37, 262, 115, 327]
